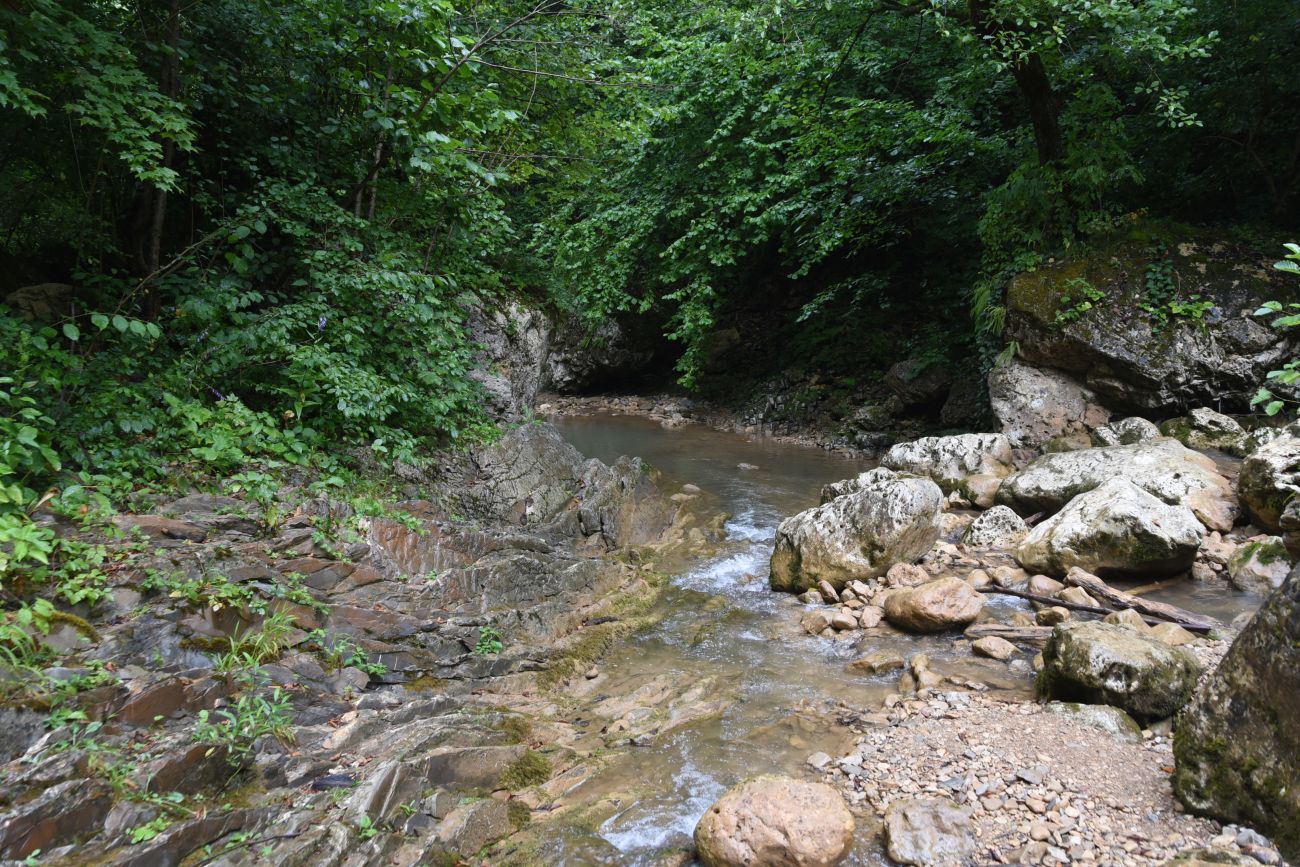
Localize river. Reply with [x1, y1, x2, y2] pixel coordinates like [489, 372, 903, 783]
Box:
[532, 413, 1259, 866]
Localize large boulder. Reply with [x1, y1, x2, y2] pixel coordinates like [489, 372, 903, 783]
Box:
[881, 433, 1014, 503]
[884, 357, 952, 412]
[997, 438, 1237, 531]
[466, 301, 550, 423]
[1037, 621, 1201, 722]
[1173, 564, 1300, 862]
[987, 361, 1111, 449]
[693, 775, 855, 867]
[1226, 536, 1292, 595]
[883, 798, 976, 866]
[1003, 230, 1298, 413]
[882, 577, 985, 633]
[770, 469, 943, 592]
[960, 505, 1028, 549]
[1238, 436, 1300, 531]
[1091, 416, 1162, 447]
[1159, 408, 1249, 456]
[1014, 478, 1204, 577]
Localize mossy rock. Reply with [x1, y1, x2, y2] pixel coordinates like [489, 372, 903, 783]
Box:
[1004, 223, 1298, 413]
[1173, 564, 1300, 863]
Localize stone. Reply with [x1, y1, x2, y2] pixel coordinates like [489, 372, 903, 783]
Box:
[694, 775, 855, 867]
[437, 799, 511, 856]
[988, 361, 1111, 449]
[466, 301, 549, 422]
[1027, 575, 1065, 597]
[1226, 536, 1292, 594]
[1104, 607, 1151, 632]
[1036, 607, 1070, 626]
[858, 606, 883, 628]
[881, 434, 1015, 498]
[883, 797, 976, 865]
[802, 610, 833, 635]
[0, 779, 112, 859]
[961, 506, 1029, 549]
[1092, 417, 1162, 447]
[847, 651, 905, 675]
[1015, 478, 1204, 577]
[1237, 436, 1300, 532]
[1150, 622, 1196, 646]
[817, 580, 841, 603]
[1058, 587, 1097, 607]
[1043, 701, 1142, 741]
[798, 590, 824, 605]
[545, 313, 655, 393]
[884, 357, 953, 411]
[885, 562, 931, 588]
[882, 577, 985, 633]
[972, 636, 1017, 661]
[1003, 232, 1298, 412]
[770, 469, 943, 592]
[1038, 621, 1201, 722]
[4, 282, 73, 320]
[1173, 563, 1300, 863]
[997, 438, 1237, 532]
[1160, 409, 1249, 455]
[829, 611, 858, 631]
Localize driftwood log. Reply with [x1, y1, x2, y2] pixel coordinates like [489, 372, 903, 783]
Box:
[976, 573, 1218, 635]
[1064, 567, 1219, 632]
[963, 623, 1054, 646]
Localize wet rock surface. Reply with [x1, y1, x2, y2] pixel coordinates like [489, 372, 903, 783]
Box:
[1173, 564, 1300, 862]
[769, 468, 943, 592]
[693, 775, 855, 867]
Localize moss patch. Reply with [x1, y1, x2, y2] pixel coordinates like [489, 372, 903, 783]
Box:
[499, 750, 552, 790]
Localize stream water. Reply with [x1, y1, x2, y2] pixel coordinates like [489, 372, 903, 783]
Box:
[537, 413, 1261, 866]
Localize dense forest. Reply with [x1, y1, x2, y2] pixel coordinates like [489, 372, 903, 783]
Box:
[4, 2, 1300, 865]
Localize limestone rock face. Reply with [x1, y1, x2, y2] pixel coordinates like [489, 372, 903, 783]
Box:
[770, 469, 943, 592]
[881, 433, 1015, 499]
[882, 577, 986, 633]
[1238, 435, 1300, 531]
[466, 301, 550, 423]
[988, 361, 1111, 449]
[1038, 621, 1201, 722]
[1003, 231, 1297, 412]
[1014, 478, 1204, 577]
[1173, 565, 1300, 863]
[545, 313, 656, 393]
[883, 797, 976, 866]
[1226, 536, 1292, 594]
[1159, 408, 1248, 455]
[884, 358, 953, 412]
[961, 506, 1029, 549]
[694, 775, 855, 867]
[997, 438, 1237, 531]
[1092, 417, 1162, 447]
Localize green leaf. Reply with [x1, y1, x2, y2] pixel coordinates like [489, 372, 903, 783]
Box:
[91, 313, 109, 330]
[111, 315, 128, 333]
[62, 322, 80, 341]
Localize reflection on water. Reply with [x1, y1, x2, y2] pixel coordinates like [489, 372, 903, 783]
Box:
[545, 413, 1260, 865]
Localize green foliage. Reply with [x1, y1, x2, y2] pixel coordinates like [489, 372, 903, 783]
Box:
[1251, 245, 1300, 416]
[1055, 278, 1107, 325]
[473, 626, 504, 656]
[194, 678, 295, 764]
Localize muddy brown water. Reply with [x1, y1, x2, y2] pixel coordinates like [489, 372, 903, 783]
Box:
[540, 414, 1260, 866]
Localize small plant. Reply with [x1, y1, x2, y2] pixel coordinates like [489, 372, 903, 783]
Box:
[1054, 277, 1106, 325]
[194, 679, 295, 764]
[129, 816, 171, 844]
[473, 626, 503, 656]
[216, 611, 298, 672]
[1251, 243, 1300, 416]
[308, 629, 387, 677]
[356, 815, 379, 841]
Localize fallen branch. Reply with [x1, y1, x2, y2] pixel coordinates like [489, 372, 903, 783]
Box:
[975, 584, 1215, 634]
[963, 623, 1054, 646]
[1065, 568, 1219, 632]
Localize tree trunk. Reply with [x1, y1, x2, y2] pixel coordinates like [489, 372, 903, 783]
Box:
[1010, 53, 1064, 165]
[967, 0, 1064, 165]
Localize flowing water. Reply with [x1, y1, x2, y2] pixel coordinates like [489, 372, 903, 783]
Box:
[537, 413, 1261, 866]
